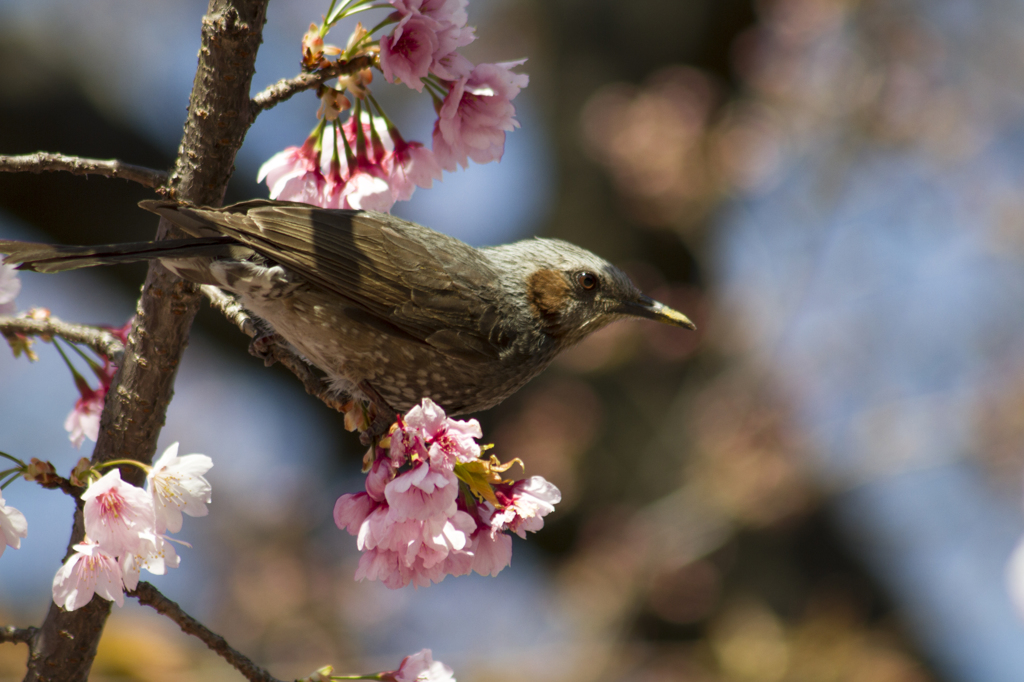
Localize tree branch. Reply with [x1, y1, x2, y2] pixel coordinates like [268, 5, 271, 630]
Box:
[0, 626, 37, 645]
[201, 286, 347, 411]
[0, 153, 167, 189]
[35, 473, 81, 500]
[0, 315, 125, 362]
[249, 56, 376, 120]
[132, 582, 283, 682]
[24, 2, 270, 680]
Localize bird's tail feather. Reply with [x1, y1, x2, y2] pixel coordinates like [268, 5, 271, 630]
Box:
[0, 237, 239, 274]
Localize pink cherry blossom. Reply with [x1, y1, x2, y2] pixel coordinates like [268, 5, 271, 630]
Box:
[336, 405, 480, 588]
[429, 48, 473, 82]
[384, 463, 459, 520]
[400, 398, 483, 467]
[432, 61, 529, 171]
[257, 137, 324, 201]
[119, 531, 181, 591]
[0, 262, 20, 316]
[385, 0, 474, 85]
[334, 118, 398, 212]
[52, 540, 124, 611]
[340, 167, 396, 212]
[467, 528, 512, 577]
[64, 359, 117, 448]
[391, 0, 468, 28]
[429, 24, 474, 81]
[366, 457, 395, 500]
[460, 504, 513, 577]
[334, 491, 379, 535]
[64, 384, 105, 448]
[382, 648, 456, 682]
[491, 476, 561, 538]
[380, 14, 440, 92]
[335, 398, 558, 588]
[384, 132, 443, 203]
[147, 442, 213, 534]
[0, 492, 27, 557]
[82, 469, 156, 556]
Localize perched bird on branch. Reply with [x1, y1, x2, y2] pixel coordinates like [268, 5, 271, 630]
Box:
[1, 200, 695, 425]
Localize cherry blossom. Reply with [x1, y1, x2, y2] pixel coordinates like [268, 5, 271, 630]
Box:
[383, 133, 443, 202]
[432, 61, 529, 171]
[380, 14, 440, 92]
[0, 491, 27, 557]
[340, 166, 396, 212]
[147, 442, 213, 534]
[335, 398, 553, 588]
[52, 540, 124, 611]
[384, 0, 475, 87]
[65, 385, 105, 448]
[82, 469, 156, 556]
[391, 0, 468, 28]
[462, 504, 513, 577]
[395, 398, 482, 467]
[334, 491, 379, 535]
[64, 359, 117, 448]
[382, 648, 456, 682]
[384, 462, 460, 520]
[490, 476, 561, 538]
[336, 402, 484, 587]
[119, 531, 181, 591]
[0, 262, 20, 315]
[257, 135, 326, 202]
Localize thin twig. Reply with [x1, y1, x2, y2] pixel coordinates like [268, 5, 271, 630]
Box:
[0, 153, 168, 189]
[201, 286, 347, 411]
[0, 315, 125, 362]
[131, 582, 284, 682]
[0, 625, 37, 645]
[250, 56, 376, 119]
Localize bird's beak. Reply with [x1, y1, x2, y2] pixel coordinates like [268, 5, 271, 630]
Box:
[616, 295, 697, 330]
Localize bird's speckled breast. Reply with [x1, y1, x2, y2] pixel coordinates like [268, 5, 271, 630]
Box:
[241, 284, 559, 415]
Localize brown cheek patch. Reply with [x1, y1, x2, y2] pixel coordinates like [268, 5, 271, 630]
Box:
[527, 269, 570, 320]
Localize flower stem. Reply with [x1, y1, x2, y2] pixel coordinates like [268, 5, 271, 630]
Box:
[52, 337, 90, 392]
[95, 459, 151, 474]
[0, 451, 25, 467]
[366, 92, 394, 129]
[0, 471, 22, 490]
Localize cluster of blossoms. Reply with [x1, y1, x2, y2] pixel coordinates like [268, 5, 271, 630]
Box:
[334, 398, 560, 588]
[52, 443, 212, 611]
[258, 0, 528, 212]
[0, 260, 129, 449]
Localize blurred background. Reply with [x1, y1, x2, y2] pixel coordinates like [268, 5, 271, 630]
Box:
[3, 0, 1024, 680]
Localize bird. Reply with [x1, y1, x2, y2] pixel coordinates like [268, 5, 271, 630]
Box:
[0, 199, 695, 424]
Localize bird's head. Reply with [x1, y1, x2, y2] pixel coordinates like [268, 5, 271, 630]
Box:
[488, 238, 696, 349]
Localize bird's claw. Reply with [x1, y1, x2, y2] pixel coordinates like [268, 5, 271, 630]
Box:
[249, 332, 283, 367]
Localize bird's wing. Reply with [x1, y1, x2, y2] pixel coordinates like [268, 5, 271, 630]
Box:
[141, 200, 517, 361]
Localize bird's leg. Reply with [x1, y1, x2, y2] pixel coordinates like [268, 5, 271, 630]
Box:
[248, 331, 285, 367]
[357, 380, 398, 446]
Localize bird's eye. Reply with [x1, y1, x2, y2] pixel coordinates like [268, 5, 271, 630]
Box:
[576, 271, 599, 291]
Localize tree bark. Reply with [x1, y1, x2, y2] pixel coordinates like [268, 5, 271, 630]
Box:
[22, 1, 268, 679]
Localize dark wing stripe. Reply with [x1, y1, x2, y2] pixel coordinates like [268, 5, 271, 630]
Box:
[150, 202, 512, 360]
